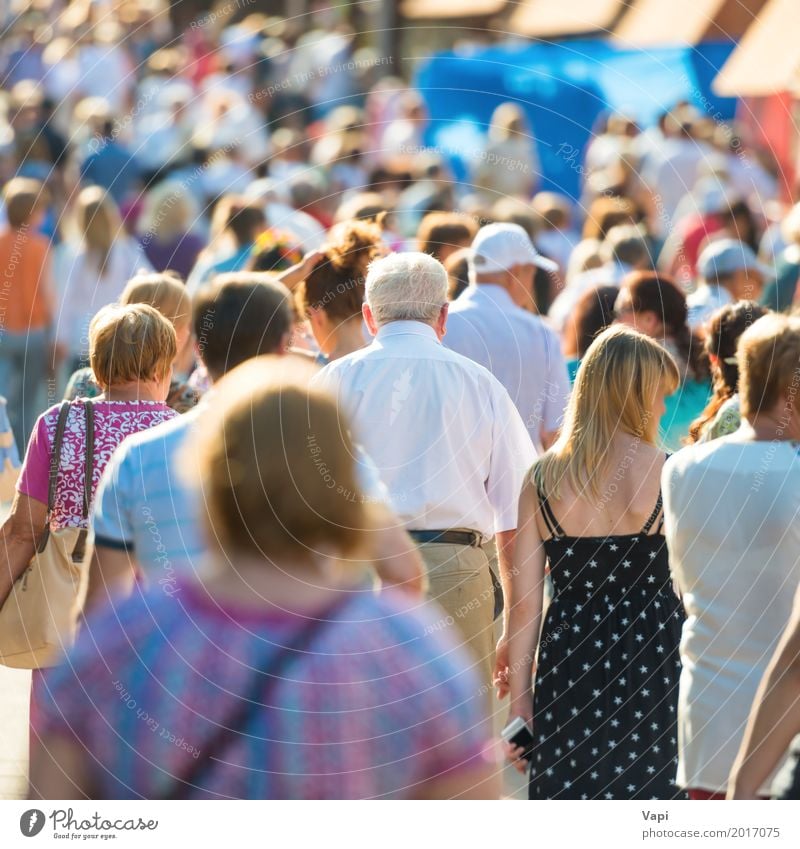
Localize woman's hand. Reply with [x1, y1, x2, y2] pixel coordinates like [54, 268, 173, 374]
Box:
[0, 493, 47, 609]
[493, 633, 509, 699]
[276, 250, 325, 291]
[495, 634, 536, 700]
[502, 711, 534, 775]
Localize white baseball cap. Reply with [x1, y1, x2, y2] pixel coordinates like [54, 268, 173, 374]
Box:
[471, 222, 559, 275]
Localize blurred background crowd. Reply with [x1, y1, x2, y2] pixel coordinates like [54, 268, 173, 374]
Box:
[0, 0, 796, 452]
[3, 0, 800, 804]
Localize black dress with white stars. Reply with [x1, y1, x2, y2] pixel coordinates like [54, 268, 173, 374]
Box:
[528, 481, 686, 800]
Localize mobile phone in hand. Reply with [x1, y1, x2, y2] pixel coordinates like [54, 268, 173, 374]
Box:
[501, 716, 534, 762]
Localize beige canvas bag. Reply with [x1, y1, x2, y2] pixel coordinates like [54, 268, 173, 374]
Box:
[0, 401, 94, 669]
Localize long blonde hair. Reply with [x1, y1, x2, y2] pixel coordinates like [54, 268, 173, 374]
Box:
[76, 186, 121, 276]
[534, 325, 679, 501]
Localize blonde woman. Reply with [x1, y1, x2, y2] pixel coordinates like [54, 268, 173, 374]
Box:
[0, 304, 176, 609]
[54, 187, 152, 372]
[137, 181, 204, 279]
[65, 272, 198, 412]
[499, 326, 685, 800]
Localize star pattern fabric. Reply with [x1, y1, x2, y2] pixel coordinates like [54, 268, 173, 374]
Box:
[529, 485, 686, 800]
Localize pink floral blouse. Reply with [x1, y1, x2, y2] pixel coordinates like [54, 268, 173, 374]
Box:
[17, 399, 177, 529]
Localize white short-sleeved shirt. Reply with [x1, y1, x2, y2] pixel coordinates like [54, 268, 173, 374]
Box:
[314, 321, 536, 541]
[662, 427, 800, 794]
[444, 285, 571, 450]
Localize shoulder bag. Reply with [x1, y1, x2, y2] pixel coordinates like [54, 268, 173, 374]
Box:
[0, 400, 94, 669]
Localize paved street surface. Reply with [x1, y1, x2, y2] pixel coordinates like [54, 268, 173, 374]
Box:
[0, 665, 30, 799]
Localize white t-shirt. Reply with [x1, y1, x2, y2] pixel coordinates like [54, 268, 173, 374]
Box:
[662, 427, 800, 794]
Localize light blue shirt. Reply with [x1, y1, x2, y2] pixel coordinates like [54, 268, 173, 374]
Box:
[91, 402, 389, 587]
[444, 284, 571, 450]
[91, 407, 207, 588]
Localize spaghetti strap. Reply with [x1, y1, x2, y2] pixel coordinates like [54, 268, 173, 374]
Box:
[536, 482, 566, 539]
[642, 454, 670, 536]
[641, 491, 664, 535]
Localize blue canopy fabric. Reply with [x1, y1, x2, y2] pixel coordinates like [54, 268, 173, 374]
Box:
[414, 40, 737, 199]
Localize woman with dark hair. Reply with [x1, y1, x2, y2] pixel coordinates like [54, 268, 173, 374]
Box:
[444, 248, 471, 301]
[296, 219, 382, 362]
[720, 199, 762, 254]
[563, 285, 618, 382]
[688, 301, 769, 443]
[615, 271, 711, 451]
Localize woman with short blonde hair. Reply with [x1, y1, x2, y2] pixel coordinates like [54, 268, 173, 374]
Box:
[89, 303, 176, 391]
[121, 272, 194, 379]
[1, 303, 177, 610]
[501, 326, 686, 800]
[121, 272, 191, 329]
[65, 273, 196, 409]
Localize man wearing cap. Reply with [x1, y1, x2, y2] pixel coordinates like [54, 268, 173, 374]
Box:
[688, 238, 770, 331]
[314, 252, 536, 697]
[444, 222, 571, 451]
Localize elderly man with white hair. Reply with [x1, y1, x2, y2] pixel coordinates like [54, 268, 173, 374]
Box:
[445, 222, 572, 451]
[315, 252, 536, 694]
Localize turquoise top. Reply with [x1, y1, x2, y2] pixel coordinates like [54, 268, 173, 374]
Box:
[660, 378, 712, 453]
[566, 357, 580, 385]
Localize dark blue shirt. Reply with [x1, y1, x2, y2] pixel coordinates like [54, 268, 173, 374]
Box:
[80, 140, 141, 205]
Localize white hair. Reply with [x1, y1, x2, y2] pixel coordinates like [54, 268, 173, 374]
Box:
[365, 252, 448, 325]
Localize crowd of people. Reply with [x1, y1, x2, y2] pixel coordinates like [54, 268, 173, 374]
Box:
[1, 1, 800, 802]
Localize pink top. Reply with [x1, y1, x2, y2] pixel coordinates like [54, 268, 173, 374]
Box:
[17, 399, 177, 529]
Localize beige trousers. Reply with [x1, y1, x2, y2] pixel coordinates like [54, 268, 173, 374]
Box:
[416, 540, 497, 700]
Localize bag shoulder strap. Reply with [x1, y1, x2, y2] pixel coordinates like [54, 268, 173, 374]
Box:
[81, 401, 95, 521]
[166, 597, 352, 799]
[47, 402, 72, 515]
[69, 401, 95, 563]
